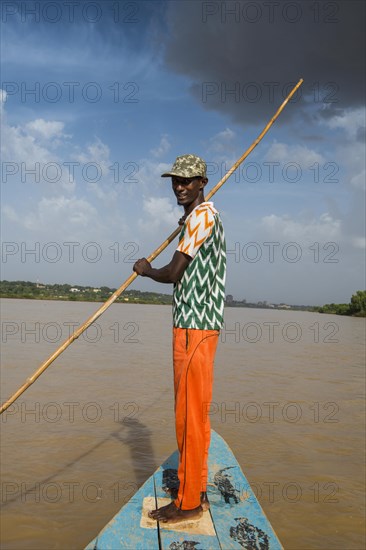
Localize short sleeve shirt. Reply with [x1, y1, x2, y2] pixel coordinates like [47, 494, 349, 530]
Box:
[173, 202, 226, 330]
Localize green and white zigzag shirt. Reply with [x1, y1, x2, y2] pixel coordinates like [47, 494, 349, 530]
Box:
[173, 201, 226, 330]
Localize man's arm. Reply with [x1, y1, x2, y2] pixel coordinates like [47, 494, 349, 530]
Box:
[133, 250, 191, 284]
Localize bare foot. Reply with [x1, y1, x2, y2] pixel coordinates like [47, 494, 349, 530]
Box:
[200, 491, 210, 511]
[148, 501, 203, 523]
[164, 489, 210, 511]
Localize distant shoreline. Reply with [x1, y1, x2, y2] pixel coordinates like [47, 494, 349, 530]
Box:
[0, 281, 316, 311]
[1, 281, 364, 316]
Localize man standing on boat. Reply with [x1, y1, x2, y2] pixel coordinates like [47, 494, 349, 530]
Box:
[133, 154, 226, 523]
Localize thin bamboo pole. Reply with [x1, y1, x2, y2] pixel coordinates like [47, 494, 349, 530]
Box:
[0, 78, 303, 415]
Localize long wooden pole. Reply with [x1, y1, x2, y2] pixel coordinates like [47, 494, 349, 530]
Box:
[0, 78, 303, 415]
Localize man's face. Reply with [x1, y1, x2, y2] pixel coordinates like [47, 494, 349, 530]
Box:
[172, 176, 206, 206]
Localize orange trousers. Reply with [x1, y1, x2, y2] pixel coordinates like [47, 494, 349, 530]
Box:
[173, 327, 219, 510]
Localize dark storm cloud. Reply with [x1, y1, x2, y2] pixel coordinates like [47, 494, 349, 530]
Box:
[163, 0, 365, 125]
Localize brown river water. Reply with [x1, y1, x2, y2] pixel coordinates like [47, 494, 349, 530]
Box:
[0, 299, 365, 550]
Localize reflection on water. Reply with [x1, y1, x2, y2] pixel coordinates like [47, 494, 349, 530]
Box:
[1, 299, 365, 550]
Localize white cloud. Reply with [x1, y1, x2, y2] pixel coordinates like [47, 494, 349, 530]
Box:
[1, 102, 74, 192]
[2, 124, 51, 164]
[260, 212, 341, 243]
[324, 107, 366, 140]
[138, 197, 181, 232]
[252, 207, 364, 260]
[150, 134, 171, 158]
[349, 168, 366, 190]
[334, 140, 366, 191]
[2, 205, 18, 222]
[0, 89, 7, 114]
[133, 158, 172, 194]
[2, 195, 98, 234]
[208, 128, 236, 152]
[205, 127, 238, 166]
[265, 141, 325, 167]
[73, 138, 111, 175]
[25, 119, 68, 140]
[71, 138, 123, 204]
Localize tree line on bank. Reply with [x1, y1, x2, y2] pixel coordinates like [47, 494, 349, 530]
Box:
[316, 290, 366, 317]
[0, 280, 172, 305]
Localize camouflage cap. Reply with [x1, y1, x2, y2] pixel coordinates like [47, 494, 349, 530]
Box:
[161, 154, 207, 179]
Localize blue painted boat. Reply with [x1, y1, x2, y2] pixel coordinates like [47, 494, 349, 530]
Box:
[85, 430, 283, 549]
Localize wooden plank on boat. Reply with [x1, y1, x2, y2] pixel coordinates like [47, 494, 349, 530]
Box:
[85, 430, 283, 549]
